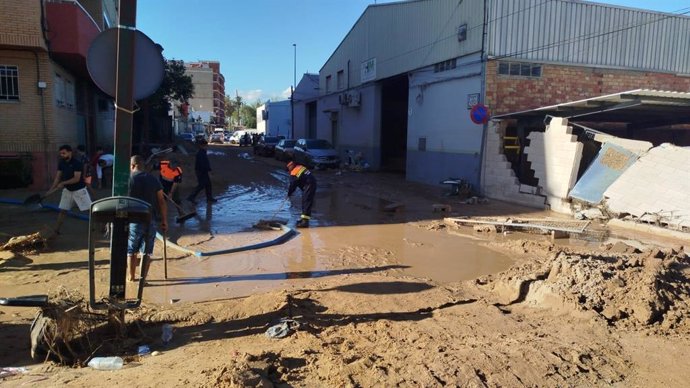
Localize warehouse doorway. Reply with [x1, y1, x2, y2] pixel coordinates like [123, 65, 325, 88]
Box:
[380, 74, 408, 172]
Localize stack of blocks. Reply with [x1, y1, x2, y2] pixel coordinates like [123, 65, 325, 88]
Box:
[481, 121, 546, 208]
[525, 117, 583, 214]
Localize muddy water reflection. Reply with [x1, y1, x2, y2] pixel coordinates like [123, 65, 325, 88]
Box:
[146, 222, 513, 304]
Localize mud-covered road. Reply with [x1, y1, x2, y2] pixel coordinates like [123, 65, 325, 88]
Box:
[1, 144, 688, 387]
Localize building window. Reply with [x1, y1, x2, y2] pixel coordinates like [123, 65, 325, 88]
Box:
[325, 75, 332, 93]
[54, 73, 75, 109]
[0, 65, 19, 101]
[337, 70, 344, 90]
[498, 61, 542, 78]
[434, 58, 457, 73]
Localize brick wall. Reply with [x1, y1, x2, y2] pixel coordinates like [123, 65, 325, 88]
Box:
[0, 50, 84, 188]
[0, 0, 47, 50]
[485, 61, 690, 115]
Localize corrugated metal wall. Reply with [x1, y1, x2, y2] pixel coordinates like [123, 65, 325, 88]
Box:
[487, 0, 690, 74]
[320, 0, 484, 95]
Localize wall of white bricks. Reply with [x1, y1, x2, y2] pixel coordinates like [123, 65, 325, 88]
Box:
[524, 117, 583, 213]
[603, 143, 690, 229]
[481, 121, 546, 208]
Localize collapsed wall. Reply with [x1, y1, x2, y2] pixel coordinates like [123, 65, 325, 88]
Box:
[602, 143, 690, 230]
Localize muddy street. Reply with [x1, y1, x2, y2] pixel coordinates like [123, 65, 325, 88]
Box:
[1, 144, 689, 387]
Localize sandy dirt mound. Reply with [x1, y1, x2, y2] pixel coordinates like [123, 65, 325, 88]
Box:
[487, 241, 690, 334]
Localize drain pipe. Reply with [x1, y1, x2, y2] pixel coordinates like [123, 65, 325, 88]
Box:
[38, 0, 51, 188]
[477, 0, 489, 195]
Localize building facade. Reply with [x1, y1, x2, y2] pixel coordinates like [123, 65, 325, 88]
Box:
[317, 0, 690, 188]
[292, 73, 319, 140]
[185, 60, 226, 126]
[0, 0, 117, 189]
[257, 100, 291, 138]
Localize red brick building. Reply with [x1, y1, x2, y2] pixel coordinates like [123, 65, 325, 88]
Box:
[0, 0, 117, 189]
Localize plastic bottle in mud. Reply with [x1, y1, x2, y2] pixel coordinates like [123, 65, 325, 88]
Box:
[161, 324, 173, 344]
[87, 356, 124, 370]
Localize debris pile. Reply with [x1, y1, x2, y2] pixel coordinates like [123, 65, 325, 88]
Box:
[487, 244, 690, 333]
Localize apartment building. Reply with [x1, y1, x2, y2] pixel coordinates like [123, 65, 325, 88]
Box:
[185, 60, 226, 126]
[0, 0, 117, 189]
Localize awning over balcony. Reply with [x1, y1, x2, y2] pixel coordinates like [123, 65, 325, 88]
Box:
[45, 1, 101, 77]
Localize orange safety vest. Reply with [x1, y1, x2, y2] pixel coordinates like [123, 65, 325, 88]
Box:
[288, 162, 308, 178]
[160, 161, 182, 182]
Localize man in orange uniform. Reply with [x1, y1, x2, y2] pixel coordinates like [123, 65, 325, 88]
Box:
[158, 159, 183, 215]
[286, 158, 317, 228]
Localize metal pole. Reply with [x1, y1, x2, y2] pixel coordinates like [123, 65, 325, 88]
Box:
[110, 0, 137, 303]
[291, 43, 296, 139]
[113, 0, 136, 196]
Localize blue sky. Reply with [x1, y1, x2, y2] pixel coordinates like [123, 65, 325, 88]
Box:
[137, 0, 689, 104]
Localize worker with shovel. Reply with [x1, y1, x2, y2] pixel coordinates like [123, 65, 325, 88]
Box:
[48, 145, 92, 235]
[286, 157, 316, 228]
[127, 155, 167, 282]
[159, 159, 182, 211]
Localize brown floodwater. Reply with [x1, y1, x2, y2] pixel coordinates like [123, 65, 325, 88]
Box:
[142, 223, 514, 304]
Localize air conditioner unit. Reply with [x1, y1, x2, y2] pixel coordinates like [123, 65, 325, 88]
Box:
[338, 93, 350, 105]
[348, 92, 361, 107]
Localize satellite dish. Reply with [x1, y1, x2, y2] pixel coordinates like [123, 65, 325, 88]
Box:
[87, 28, 165, 101]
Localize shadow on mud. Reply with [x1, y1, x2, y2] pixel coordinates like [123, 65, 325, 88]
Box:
[143, 265, 410, 287]
[157, 292, 478, 349]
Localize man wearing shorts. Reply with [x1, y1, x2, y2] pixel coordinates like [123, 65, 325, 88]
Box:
[48, 145, 92, 234]
[127, 155, 168, 282]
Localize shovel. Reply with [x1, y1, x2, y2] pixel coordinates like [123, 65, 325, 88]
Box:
[163, 192, 197, 223]
[23, 187, 59, 206]
[163, 229, 168, 280]
[254, 197, 289, 230]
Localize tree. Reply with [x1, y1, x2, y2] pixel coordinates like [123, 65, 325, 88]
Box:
[241, 104, 257, 128]
[224, 95, 235, 124]
[147, 59, 194, 115]
[134, 59, 194, 148]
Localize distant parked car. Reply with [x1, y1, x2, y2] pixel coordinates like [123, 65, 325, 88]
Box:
[223, 131, 232, 142]
[177, 133, 193, 142]
[253, 136, 284, 156]
[274, 139, 296, 161]
[210, 132, 224, 144]
[293, 139, 340, 169]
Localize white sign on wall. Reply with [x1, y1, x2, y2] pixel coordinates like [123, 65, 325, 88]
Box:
[361, 58, 377, 83]
[467, 93, 480, 109]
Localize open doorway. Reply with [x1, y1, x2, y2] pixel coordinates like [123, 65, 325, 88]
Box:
[380, 74, 408, 172]
[307, 101, 317, 138]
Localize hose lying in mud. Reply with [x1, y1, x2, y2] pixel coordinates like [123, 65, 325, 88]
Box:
[158, 224, 297, 258]
[0, 198, 89, 221]
[0, 198, 297, 256]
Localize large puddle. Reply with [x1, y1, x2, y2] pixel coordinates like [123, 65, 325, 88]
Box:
[117, 165, 516, 303]
[143, 216, 512, 304]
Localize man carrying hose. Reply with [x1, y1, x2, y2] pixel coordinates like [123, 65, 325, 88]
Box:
[286, 157, 317, 228]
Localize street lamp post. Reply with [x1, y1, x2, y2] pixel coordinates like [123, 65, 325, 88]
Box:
[291, 43, 296, 139]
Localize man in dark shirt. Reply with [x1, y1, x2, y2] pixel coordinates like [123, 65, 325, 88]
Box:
[127, 155, 168, 282]
[48, 145, 92, 234]
[186, 139, 217, 204]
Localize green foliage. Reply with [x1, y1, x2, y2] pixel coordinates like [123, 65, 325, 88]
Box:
[145, 59, 194, 114]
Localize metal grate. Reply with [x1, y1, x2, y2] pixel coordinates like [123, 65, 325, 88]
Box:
[445, 217, 591, 234]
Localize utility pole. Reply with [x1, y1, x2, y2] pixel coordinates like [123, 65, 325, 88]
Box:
[291, 43, 296, 139]
[112, 0, 137, 196]
[235, 90, 242, 127]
